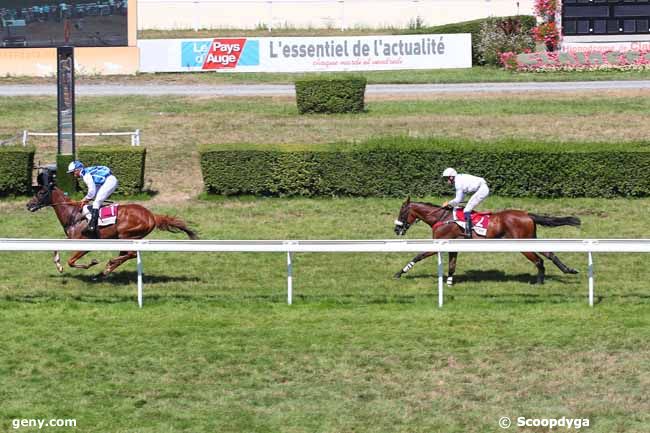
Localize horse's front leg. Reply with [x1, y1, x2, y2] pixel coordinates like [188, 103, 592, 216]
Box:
[394, 251, 435, 279]
[446, 252, 458, 286]
[98, 251, 137, 278]
[53, 251, 63, 273]
[67, 250, 100, 269]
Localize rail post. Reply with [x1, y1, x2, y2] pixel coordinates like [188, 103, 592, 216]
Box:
[588, 251, 594, 307]
[137, 250, 143, 308]
[437, 252, 443, 307]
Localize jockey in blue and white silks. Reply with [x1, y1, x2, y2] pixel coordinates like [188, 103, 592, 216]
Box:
[67, 160, 119, 235]
[441, 167, 490, 238]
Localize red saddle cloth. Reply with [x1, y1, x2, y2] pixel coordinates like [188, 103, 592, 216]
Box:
[99, 204, 118, 220]
[454, 209, 492, 231]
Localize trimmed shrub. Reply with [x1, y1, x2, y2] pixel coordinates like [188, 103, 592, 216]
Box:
[295, 76, 367, 114]
[77, 146, 146, 195]
[56, 154, 77, 195]
[0, 146, 35, 196]
[200, 140, 650, 198]
[402, 15, 536, 65]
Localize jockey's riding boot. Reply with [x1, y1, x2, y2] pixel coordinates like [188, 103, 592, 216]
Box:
[88, 208, 100, 237]
[464, 211, 472, 239]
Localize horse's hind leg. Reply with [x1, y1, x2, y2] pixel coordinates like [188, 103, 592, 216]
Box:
[394, 251, 434, 279]
[68, 251, 100, 269]
[446, 252, 458, 286]
[539, 252, 579, 274]
[53, 251, 63, 273]
[521, 252, 545, 284]
[99, 251, 137, 277]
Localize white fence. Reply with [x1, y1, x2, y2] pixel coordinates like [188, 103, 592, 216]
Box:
[2, 238, 649, 308]
[22, 130, 141, 147]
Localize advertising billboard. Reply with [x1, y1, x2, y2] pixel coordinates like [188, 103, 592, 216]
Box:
[139, 34, 472, 73]
[0, 0, 128, 48]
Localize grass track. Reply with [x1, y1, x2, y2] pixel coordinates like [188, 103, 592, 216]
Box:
[1, 196, 650, 432]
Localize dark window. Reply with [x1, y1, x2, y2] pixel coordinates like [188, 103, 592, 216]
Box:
[563, 0, 650, 35]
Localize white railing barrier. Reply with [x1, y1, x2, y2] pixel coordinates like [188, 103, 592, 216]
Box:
[22, 130, 140, 146]
[2, 238, 649, 308]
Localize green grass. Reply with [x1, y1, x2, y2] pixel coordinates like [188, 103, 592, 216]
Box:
[1, 196, 650, 432]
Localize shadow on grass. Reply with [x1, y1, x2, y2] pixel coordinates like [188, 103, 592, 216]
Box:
[400, 269, 576, 285]
[55, 270, 201, 285]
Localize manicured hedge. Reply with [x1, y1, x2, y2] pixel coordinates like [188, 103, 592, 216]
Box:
[77, 146, 146, 195]
[401, 15, 536, 65]
[0, 146, 35, 196]
[295, 76, 366, 114]
[200, 144, 650, 198]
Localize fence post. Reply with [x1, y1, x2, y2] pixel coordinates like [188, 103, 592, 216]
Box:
[137, 250, 143, 308]
[287, 251, 293, 305]
[588, 251, 594, 307]
[437, 252, 443, 307]
[22, 130, 28, 146]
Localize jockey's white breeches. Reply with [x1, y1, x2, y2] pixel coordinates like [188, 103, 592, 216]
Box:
[465, 182, 489, 213]
[92, 175, 118, 209]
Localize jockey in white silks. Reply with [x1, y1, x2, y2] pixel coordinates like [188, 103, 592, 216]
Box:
[67, 160, 119, 236]
[441, 168, 490, 238]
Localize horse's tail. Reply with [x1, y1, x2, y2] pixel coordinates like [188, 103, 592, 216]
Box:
[154, 214, 199, 239]
[529, 213, 581, 228]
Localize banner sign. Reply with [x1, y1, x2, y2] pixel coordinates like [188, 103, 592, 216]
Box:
[138, 34, 471, 73]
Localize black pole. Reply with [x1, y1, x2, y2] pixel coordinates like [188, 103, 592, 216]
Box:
[56, 46, 76, 193]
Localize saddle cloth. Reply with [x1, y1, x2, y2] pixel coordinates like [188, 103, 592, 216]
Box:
[453, 208, 491, 237]
[82, 204, 119, 226]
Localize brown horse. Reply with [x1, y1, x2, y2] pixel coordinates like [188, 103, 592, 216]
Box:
[26, 173, 198, 277]
[393, 196, 580, 285]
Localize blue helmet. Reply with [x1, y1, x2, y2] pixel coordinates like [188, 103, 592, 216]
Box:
[67, 160, 84, 173]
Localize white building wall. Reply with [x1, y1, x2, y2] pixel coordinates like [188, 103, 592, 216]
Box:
[138, 0, 535, 31]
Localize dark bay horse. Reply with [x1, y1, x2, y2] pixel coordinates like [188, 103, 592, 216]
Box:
[393, 197, 580, 285]
[27, 175, 198, 277]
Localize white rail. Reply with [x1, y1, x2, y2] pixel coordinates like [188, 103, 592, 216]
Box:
[2, 238, 648, 308]
[22, 130, 141, 146]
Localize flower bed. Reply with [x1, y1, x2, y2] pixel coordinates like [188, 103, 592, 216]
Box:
[500, 50, 650, 72]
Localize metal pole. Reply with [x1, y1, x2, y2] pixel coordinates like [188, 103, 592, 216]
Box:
[137, 251, 143, 308]
[287, 251, 293, 305]
[437, 252, 443, 307]
[588, 251, 594, 307]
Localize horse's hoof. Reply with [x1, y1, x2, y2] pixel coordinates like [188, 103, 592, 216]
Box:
[393, 272, 403, 279]
[568, 269, 579, 274]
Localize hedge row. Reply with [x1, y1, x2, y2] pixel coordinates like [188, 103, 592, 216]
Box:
[401, 15, 536, 65]
[76, 146, 146, 196]
[0, 147, 35, 196]
[200, 148, 650, 198]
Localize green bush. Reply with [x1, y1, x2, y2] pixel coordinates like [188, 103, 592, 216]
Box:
[0, 146, 35, 196]
[77, 146, 146, 195]
[295, 76, 367, 114]
[476, 17, 536, 66]
[402, 15, 536, 65]
[200, 139, 650, 198]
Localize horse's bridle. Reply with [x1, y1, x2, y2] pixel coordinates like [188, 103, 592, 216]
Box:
[394, 203, 450, 235]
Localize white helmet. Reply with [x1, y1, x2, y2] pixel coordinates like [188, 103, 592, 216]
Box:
[442, 167, 457, 177]
[67, 160, 84, 173]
